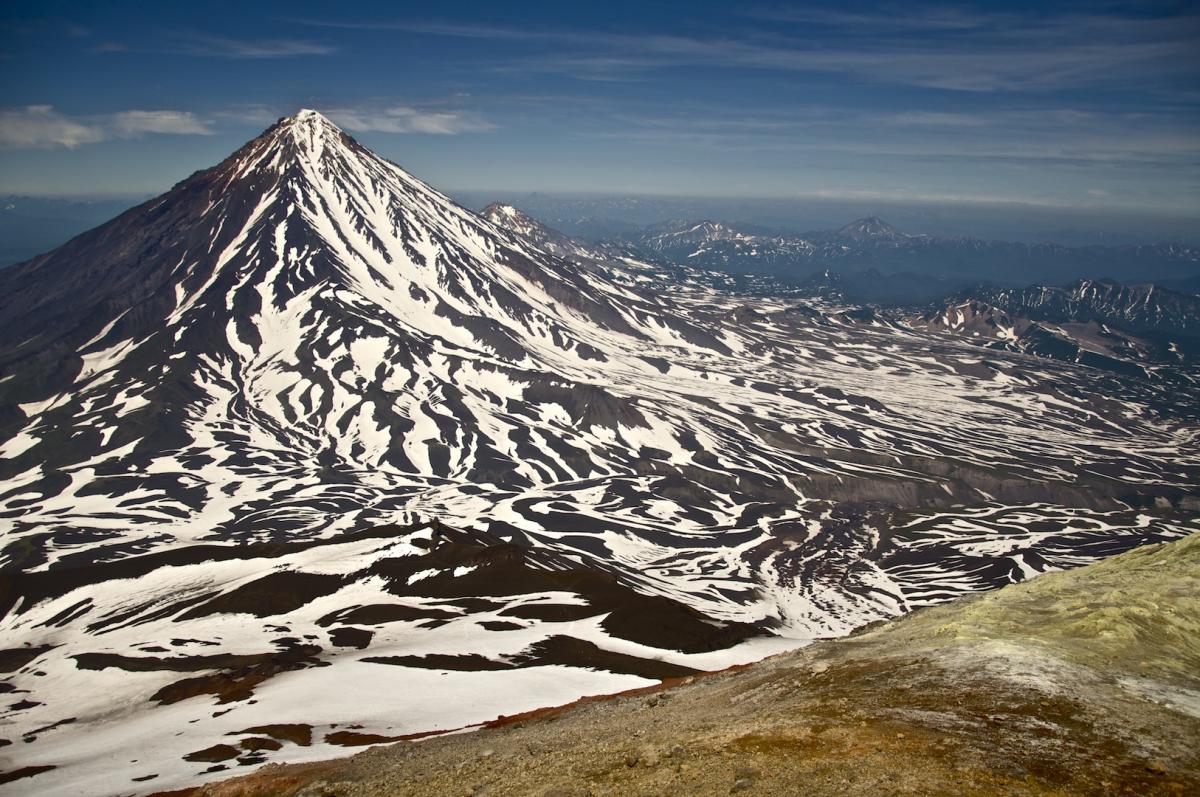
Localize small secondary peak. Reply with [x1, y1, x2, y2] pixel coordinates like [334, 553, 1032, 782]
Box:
[481, 202, 522, 218]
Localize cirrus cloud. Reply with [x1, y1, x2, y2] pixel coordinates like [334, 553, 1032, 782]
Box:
[111, 110, 212, 136]
[174, 35, 336, 59]
[0, 106, 106, 149]
[301, 11, 1200, 94]
[0, 106, 213, 149]
[327, 106, 495, 135]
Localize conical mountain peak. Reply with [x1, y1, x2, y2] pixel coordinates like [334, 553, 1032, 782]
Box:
[248, 108, 352, 167]
[0, 106, 635, 408]
[279, 108, 343, 138]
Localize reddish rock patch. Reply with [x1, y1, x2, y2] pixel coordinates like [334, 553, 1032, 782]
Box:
[235, 724, 313, 746]
[324, 731, 403, 747]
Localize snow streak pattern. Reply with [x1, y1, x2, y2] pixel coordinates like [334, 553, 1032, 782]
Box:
[1, 111, 1197, 795]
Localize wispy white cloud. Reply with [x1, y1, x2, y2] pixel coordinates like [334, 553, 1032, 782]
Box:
[581, 103, 1200, 172]
[204, 102, 496, 135]
[174, 35, 336, 59]
[111, 110, 212, 136]
[208, 105, 284, 126]
[745, 6, 1018, 32]
[0, 106, 106, 149]
[884, 111, 990, 127]
[297, 11, 1200, 93]
[0, 106, 213, 149]
[327, 106, 495, 135]
[87, 35, 334, 59]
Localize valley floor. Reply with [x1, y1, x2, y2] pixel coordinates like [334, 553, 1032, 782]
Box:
[165, 533, 1200, 797]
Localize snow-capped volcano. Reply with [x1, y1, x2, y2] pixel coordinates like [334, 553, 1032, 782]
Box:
[834, 216, 903, 242]
[1, 110, 643, 405]
[2, 111, 1197, 795]
[1, 109, 721, 545]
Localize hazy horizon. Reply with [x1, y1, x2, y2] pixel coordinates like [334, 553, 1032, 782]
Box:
[5, 183, 1198, 256]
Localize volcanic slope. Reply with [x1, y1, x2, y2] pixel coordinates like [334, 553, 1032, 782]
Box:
[0, 111, 1198, 794]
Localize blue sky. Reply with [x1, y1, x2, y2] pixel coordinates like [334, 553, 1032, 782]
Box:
[0, 1, 1197, 214]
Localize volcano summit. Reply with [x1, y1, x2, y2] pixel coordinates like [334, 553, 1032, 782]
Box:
[1, 112, 1197, 795]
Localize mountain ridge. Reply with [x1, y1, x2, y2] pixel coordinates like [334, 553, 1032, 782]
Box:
[607, 214, 1200, 295]
[908, 278, 1200, 382]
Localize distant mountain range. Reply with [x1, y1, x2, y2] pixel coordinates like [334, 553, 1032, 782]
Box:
[957, 279, 1199, 338]
[909, 279, 1200, 381]
[455, 192, 1200, 248]
[617, 215, 1200, 300]
[9, 192, 1198, 302]
[481, 204, 1200, 382]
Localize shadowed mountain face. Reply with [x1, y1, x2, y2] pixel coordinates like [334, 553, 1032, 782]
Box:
[0, 196, 146, 268]
[955, 279, 1200, 338]
[1, 112, 1198, 795]
[910, 280, 1200, 381]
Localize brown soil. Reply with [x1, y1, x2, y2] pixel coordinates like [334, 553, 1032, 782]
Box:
[327, 628, 374, 649]
[510, 635, 699, 680]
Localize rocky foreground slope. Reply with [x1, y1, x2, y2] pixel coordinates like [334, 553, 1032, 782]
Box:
[169, 532, 1200, 797]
